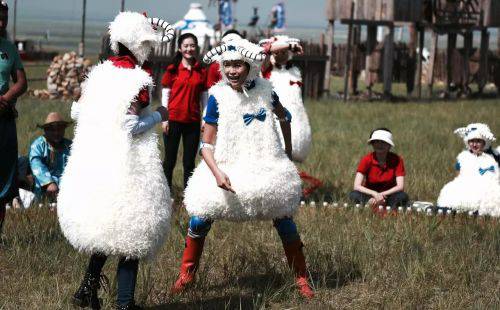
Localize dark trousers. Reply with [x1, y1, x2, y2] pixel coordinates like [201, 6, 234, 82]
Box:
[163, 121, 200, 189]
[0, 203, 5, 236]
[349, 190, 409, 207]
[86, 253, 139, 307]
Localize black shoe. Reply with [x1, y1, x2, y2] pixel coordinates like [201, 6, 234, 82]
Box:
[72, 273, 108, 309]
[115, 302, 142, 310]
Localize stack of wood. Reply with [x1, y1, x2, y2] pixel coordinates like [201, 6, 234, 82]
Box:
[30, 52, 92, 100]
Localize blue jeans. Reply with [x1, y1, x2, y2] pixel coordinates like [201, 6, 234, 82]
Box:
[187, 216, 300, 243]
[87, 254, 139, 306]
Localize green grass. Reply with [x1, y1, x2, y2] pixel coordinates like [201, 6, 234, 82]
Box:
[1, 81, 499, 308]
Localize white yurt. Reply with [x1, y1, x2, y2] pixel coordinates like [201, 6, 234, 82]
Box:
[173, 3, 215, 48]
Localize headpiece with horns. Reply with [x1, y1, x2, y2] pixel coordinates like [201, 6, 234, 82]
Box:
[109, 12, 175, 64]
[203, 39, 266, 84]
[454, 123, 496, 150]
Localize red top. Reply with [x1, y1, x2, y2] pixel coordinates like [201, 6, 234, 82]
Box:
[108, 55, 151, 107]
[261, 63, 273, 80]
[206, 62, 222, 88]
[161, 61, 206, 123]
[356, 152, 405, 192]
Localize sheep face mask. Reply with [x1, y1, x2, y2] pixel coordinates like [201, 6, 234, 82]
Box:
[109, 12, 175, 65]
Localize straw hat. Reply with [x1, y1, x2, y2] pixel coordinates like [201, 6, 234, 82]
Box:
[37, 112, 72, 129]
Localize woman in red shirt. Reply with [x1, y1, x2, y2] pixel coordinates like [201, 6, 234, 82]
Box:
[161, 33, 207, 189]
[350, 128, 409, 208]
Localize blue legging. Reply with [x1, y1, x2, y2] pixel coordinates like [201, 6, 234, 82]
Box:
[187, 216, 300, 243]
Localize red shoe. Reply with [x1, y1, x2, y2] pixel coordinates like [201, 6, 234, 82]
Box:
[170, 236, 205, 294]
[282, 239, 315, 299]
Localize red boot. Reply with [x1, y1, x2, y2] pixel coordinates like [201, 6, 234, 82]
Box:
[282, 239, 315, 299]
[170, 236, 205, 294]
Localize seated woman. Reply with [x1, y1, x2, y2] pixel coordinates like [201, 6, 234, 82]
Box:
[29, 112, 72, 200]
[349, 128, 409, 208]
[437, 123, 500, 216]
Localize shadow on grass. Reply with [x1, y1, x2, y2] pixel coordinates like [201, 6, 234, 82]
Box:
[145, 294, 257, 310]
[311, 260, 362, 289]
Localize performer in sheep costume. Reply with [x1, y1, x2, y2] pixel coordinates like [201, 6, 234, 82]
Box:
[57, 12, 174, 309]
[171, 38, 315, 299]
[437, 123, 500, 217]
[260, 35, 322, 197]
[260, 35, 311, 162]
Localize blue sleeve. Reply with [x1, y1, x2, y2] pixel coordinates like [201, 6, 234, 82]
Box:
[271, 91, 280, 108]
[271, 91, 292, 122]
[203, 95, 219, 125]
[29, 138, 54, 187]
[455, 162, 461, 171]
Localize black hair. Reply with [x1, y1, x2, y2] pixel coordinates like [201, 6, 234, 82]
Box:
[170, 33, 199, 74]
[0, 2, 8, 12]
[369, 127, 392, 139]
[222, 29, 242, 38]
[116, 42, 134, 58]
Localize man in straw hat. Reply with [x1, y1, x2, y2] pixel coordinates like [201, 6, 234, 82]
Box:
[0, 0, 27, 235]
[29, 112, 72, 200]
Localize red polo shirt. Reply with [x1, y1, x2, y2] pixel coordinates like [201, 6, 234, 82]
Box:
[161, 61, 206, 123]
[357, 152, 405, 192]
[108, 55, 151, 107]
[206, 62, 222, 88]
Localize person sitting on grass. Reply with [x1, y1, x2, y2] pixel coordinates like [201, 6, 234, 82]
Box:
[349, 128, 409, 208]
[29, 112, 72, 201]
[437, 123, 500, 217]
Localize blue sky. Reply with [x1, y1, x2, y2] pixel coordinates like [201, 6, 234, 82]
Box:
[12, 0, 327, 28]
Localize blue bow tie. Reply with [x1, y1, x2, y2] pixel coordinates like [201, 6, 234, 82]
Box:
[479, 165, 495, 175]
[243, 108, 266, 126]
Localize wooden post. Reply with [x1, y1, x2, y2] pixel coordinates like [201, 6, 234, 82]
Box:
[343, 1, 355, 102]
[427, 31, 438, 97]
[383, 24, 394, 99]
[79, 0, 87, 57]
[365, 25, 377, 99]
[462, 31, 473, 96]
[478, 28, 489, 94]
[497, 28, 500, 56]
[407, 23, 418, 96]
[120, 0, 125, 12]
[416, 25, 424, 99]
[323, 20, 334, 99]
[445, 32, 457, 97]
[350, 25, 361, 95]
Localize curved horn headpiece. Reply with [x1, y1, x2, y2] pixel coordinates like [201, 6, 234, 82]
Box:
[203, 44, 228, 64]
[149, 17, 175, 42]
[237, 46, 266, 62]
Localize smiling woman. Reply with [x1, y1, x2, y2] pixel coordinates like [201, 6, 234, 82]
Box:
[350, 128, 409, 208]
[161, 33, 207, 192]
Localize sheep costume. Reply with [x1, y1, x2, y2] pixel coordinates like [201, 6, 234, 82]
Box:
[260, 35, 312, 162]
[184, 39, 301, 221]
[437, 123, 500, 217]
[57, 12, 174, 259]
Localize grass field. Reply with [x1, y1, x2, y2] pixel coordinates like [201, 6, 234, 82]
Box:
[1, 74, 499, 309]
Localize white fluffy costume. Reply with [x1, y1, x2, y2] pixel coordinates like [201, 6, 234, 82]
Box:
[184, 39, 301, 221]
[57, 12, 174, 259]
[261, 35, 312, 162]
[437, 123, 500, 217]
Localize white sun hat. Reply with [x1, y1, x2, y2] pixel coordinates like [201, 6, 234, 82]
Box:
[367, 129, 395, 147]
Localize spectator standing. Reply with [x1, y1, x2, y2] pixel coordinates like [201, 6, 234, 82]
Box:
[0, 1, 27, 234]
